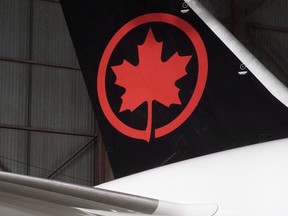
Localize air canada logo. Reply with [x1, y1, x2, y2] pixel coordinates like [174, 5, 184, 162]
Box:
[98, 13, 208, 142]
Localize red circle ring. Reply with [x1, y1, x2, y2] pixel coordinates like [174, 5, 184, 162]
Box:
[97, 13, 208, 141]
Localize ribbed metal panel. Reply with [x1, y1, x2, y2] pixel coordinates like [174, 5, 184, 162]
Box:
[247, 28, 288, 85]
[198, 0, 232, 31]
[0, 61, 29, 175]
[1, 0, 97, 186]
[29, 132, 94, 186]
[56, 145, 94, 186]
[0, 0, 29, 176]
[32, 0, 78, 67]
[30, 65, 94, 133]
[0, 128, 27, 174]
[246, 0, 288, 85]
[199, 0, 231, 19]
[0, 61, 29, 125]
[0, 0, 30, 59]
[247, 0, 287, 28]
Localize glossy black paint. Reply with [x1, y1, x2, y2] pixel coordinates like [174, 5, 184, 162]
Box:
[60, 0, 288, 177]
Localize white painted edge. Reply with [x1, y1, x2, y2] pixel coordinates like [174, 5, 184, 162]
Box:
[187, 0, 288, 107]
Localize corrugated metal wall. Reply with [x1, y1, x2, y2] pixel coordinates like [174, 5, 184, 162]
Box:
[0, 0, 287, 185]
[199, 0, 288, 85]
[32, 0, 78, 66]
[245, 0, 288, 85]
[0, 0, 99, 186]
[0, 61, 28, 175]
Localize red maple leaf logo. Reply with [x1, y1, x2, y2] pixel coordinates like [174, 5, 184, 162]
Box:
[111, 29, 192, 142]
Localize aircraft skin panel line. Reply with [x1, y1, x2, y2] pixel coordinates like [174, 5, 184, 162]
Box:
[187, 0, 288, 107]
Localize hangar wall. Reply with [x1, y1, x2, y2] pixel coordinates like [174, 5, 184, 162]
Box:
[0, 0, 287, 185]
[200, 0, 288, 85]
[0, 0, 110, 186]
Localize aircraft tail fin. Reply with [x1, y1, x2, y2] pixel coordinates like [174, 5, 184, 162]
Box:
[60, 0, 288, 177]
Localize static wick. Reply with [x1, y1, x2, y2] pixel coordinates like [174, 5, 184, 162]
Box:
[238, 71, 248, 75]
[181, 9, 190, 14]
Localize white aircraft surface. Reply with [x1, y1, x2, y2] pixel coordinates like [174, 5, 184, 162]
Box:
[0, 138, 288, 215]
[1, 0, 288, 215]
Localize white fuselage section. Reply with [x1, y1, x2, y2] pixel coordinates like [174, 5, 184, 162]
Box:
[98, 138, 288, 216]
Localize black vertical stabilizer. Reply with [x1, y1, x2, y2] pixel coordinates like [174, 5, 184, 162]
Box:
[60, 0, 288, 177]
